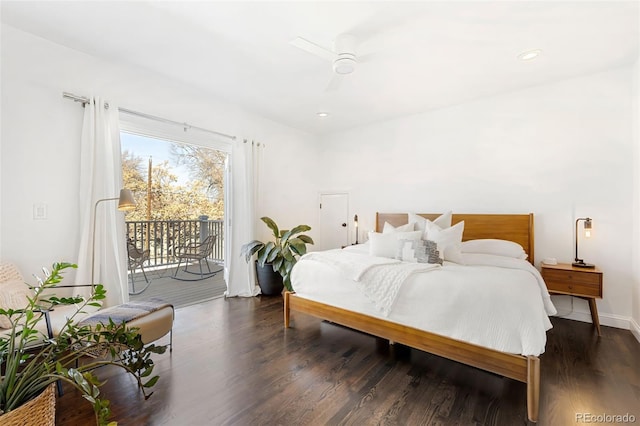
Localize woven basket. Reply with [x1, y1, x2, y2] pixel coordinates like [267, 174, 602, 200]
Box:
[0, 383, 56, 426]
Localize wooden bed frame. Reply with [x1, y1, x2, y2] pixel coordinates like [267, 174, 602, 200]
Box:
[284, 213, 540, 422]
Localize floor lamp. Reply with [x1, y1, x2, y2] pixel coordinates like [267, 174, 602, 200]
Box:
[91, 189, 136, 284]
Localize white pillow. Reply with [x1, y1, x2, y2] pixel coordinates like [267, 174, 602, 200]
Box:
[434, 210, 453, 228]
[0, 279, 33, 329]
[424, 220, 465, 263]
[408, 211, 453, 233]
[461, 239, 528, 260]
[382, 221, 415, 233]
[369, 230, 422, 258]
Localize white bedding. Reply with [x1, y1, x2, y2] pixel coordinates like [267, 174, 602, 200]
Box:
[291, 247, 557, 356]
[302, 250, 440, 315]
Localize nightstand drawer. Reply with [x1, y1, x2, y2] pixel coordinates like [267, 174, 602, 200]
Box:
[544, 279, 601, 297]
[541, 267, 602, 298]
[542, 269, 601, 285]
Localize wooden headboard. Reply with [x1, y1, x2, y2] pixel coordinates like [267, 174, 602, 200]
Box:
[375, 213, 535, 264]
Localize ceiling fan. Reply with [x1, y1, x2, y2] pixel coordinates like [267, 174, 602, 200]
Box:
[290, 34, 360, 91]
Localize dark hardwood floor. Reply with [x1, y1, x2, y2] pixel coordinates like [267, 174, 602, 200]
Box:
[56, 296, 640, 425]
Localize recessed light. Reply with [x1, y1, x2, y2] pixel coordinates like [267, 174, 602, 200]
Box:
[518, 49, 542, 61]
[317, 112, 329, 118]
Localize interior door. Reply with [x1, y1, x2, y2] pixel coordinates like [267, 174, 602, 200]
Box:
[318, 193, 349, 250]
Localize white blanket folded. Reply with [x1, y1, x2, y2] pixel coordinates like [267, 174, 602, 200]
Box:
[301, 250, 400, 281]
[359, 262, 440, 316]
[300, 250, 439, 316]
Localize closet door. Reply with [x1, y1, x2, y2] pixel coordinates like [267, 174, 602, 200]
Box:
[318, 192, 349, 250]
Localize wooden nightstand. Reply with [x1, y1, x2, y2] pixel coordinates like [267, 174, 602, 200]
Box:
[540, 263, 603, 336]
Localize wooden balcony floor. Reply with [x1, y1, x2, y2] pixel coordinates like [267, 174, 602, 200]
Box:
[128, 261, 226, 308]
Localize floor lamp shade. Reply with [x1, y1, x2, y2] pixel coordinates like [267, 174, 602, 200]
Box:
[117, 189, 136, 211]
[91, 189, 137, 284]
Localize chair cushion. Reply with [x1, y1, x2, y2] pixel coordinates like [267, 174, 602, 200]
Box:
[128, 306, 174, 344]
[79, 301, 174, 344]
[0, 262, 24, 283]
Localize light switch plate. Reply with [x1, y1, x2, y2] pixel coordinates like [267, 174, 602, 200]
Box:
[33, 203, 47, 220]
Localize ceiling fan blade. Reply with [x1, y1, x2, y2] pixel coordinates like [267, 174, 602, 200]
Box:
[290, 37, 336, 62]
[325, 74, 343, 92]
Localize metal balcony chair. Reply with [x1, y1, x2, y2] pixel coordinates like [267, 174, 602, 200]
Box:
[127, 240, 151, 295]
[172, 235, 218, 281]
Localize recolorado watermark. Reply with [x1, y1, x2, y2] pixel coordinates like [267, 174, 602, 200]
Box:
[576, 413, 636, 423]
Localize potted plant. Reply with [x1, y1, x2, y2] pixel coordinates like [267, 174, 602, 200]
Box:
[0, 262, 166, 426]
[241, 217, 314, 294]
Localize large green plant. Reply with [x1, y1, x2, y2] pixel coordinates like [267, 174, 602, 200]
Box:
[241, 217, 314, 292]
[0, 262, 165, 425]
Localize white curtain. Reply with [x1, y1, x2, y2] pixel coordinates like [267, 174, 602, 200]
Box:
[224, 139, 262, 297]
[75, 97, 128, 307]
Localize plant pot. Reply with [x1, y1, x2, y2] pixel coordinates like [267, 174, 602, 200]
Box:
[0, 383, 55, 426]
[255, 262, 284, 296]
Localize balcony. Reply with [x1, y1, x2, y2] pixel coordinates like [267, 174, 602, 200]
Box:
[126, 217, 224, 267]
[125, 218, 226, 307]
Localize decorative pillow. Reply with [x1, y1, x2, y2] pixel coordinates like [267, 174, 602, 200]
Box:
[369, 230, 422, 259]
[461, 239, 528, 260]
[0, 279, 33, 329]
[396, 239, 443, 265]
[434, 210, 453, 228]
[424, 220, 465, 263]
[409, 211, 453, 233]
[382, 221, 416, 233]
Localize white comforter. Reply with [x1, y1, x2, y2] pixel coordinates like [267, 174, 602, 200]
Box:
[291, 249, 557, 356]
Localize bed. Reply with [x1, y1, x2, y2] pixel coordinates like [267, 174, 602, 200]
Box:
[284, 213, 553, 423]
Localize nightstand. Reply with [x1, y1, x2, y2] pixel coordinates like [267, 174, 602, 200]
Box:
[540, 263, 603, 336]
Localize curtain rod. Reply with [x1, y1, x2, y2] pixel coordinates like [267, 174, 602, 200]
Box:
[62, 92, 236, 141]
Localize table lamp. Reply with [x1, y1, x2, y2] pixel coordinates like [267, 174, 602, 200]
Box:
[573, 217, 595, 268]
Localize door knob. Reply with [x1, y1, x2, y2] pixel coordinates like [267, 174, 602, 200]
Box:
[341, 223, 347, 227]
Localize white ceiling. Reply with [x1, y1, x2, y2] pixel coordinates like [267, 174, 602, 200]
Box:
[2, 1, 638, 135]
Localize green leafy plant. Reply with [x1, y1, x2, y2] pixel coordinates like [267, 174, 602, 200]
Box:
[0, 262, 166, 425]
[240, 217, 314, 292]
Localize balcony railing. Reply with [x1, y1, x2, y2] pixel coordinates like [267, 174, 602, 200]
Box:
[125, 217, 224, 267]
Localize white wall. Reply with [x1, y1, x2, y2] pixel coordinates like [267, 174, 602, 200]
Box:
[632, 57, 640, 341]
[0, 25, 319, 281]
[319, 66, 636, 330]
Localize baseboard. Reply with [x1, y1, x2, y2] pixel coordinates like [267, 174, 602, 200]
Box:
[550, 295, 634, 331]
[553, 310, 631, 330]
[631, 318, 640, 344]
[554, 307, 640, 343]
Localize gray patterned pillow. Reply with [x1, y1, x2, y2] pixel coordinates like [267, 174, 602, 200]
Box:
[396, 239, 443, 265]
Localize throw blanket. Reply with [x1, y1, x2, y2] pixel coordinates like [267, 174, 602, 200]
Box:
[78, 299, 172, 327]
[301, 250, 439, 316]
[302, 249, 400, 280]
